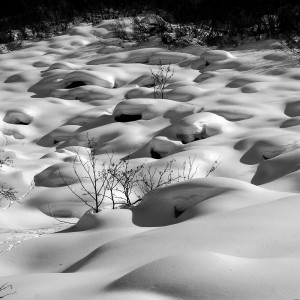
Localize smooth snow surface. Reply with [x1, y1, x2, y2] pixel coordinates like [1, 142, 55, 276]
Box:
[0, 22, 300, 299]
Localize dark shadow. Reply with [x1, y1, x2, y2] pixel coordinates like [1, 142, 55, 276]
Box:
[285, 101, 300, 117]
[5, 73, 26, 83]
[65, 81, 87, 89]
[114, 114, 142, 122]
[150, 148, 162, 159]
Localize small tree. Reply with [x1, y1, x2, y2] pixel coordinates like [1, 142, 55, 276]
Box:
[59, 136, 142, 211]
[59, 137, 115, 212]
[150, 61, 174, 99]
[107, 158, 143, 207]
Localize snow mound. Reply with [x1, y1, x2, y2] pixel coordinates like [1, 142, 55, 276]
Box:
[226, 74, 278, 88]
[58, 70, 115, 89]
[160, 112, 235, 144]
[34, 162, 78, 187]
[204, 58, 243, 71]
[108, 252, 300, 300]
[113, 98, 200, 122]
[46, 62, 80, 71]
[194, 71, 218, 82]
[88, 48, 163, 64]
[166, 86, 206, 101]
[251, 148, 300, 185]
[3, 110, 33, 125]
[149, 51, 197, 65]
[200, 50, 235, 64]
[132, 177, 280, 226]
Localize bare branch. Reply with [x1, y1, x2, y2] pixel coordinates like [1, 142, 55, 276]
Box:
[150, 60, 174, 99]
[0, 283, 16, 298]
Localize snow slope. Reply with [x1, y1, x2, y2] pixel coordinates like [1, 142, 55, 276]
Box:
[0, 21, 300, 299]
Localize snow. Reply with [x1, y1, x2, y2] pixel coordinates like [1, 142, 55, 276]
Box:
[0, 20, 300, 299]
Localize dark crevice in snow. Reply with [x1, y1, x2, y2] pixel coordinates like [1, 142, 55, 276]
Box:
[10, 120, 28, 125]
[150, 148, 162, 159]
[65, 81, 87, 89]
[113, 81, 119, 88]
[114, 114, 142, 122]
[174, 206, 184, 218]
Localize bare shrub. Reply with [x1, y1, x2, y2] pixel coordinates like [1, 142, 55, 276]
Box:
[107, 158, 143, 207]
[136, 157, 220, 201]
[59, 136, 143, 211]
[136, 159, 179, 198]
[59, 136, 220, 210]
[150, 61, 174, 99]
[137, 157, 202, 198]
[59, 137, 116, 212]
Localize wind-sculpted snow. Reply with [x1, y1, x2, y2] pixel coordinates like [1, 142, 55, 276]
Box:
[0, 21, 300, 299]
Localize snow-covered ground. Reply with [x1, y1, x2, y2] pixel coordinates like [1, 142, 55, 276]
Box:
[0, 20, 300, 299]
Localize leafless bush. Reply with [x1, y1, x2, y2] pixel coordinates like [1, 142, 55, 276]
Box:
[136, 157, 220, 201]
[59, 135, 220, 210]
[150, 61, 174, 99]
[59, 136, 144, 210]
[107, 158, 143, 207]
[59, 137, 115, 212]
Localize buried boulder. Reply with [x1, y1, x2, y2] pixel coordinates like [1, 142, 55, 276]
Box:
[200, 50, 235, 65]
[159, 112, 236, 144]
[3, 110, 33, 125]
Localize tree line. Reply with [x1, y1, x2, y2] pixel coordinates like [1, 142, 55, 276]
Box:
[0, 0, 300, 44]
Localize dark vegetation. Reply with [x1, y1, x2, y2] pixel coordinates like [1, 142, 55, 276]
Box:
[0, 0, 300, 49]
